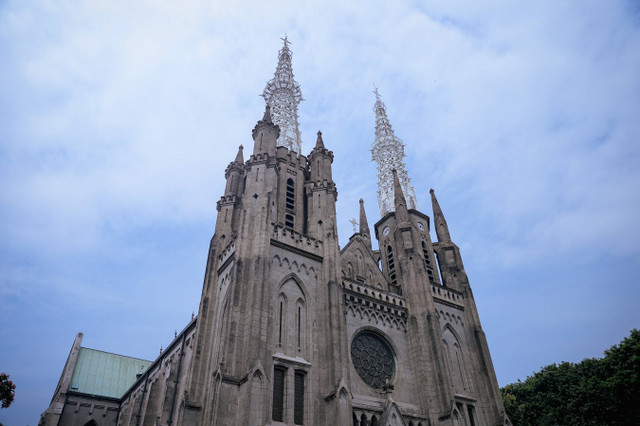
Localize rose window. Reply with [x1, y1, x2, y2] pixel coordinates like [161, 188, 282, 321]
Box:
[350, 331, 395, 389]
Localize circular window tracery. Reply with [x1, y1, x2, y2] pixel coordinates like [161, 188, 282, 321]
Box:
[350, 331, 395, 389]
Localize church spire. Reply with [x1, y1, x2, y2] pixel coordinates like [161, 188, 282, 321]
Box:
[234, 145, 244, 164]
[262, 35, 303, 154]
[359, 198, 371, 243]
[371, 88, 418, 217]
[392, 169, 409, 223]
[430, 188, 452, 243]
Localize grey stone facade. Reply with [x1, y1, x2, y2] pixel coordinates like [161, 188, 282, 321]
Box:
[42, 70, 510, 426]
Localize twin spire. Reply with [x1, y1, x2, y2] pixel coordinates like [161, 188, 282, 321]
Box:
[262, 36, 303, 154]
[259, 38, 450, 243]
[371, 88, 418, 217]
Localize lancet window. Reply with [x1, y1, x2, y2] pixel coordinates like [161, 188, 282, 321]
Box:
[285, 178, 295, 229]
[272, 366, 286, 422]
[422, 241, 435, 284]
[294, 370, 305, 424]
[386, 245, 397, 284]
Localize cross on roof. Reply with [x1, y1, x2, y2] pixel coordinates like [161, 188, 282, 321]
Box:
[281, 34, 290, 48]
[373, 86, 381, 101]
[349, 218, 358, 234]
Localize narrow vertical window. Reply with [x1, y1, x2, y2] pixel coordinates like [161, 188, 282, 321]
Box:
[422, 241, 430, 266]
[422, 241, 435, 284]
[285, 178, 295, 229]
[455, 349, 466, 389]
[467, 406, 476, 426]
[278, 301, 283, 345]
[294, 371, 305, 425]
[386, 246, 397, 284]
[272, 367, 286, 422]
[286, 178, 295, 209]
[297, 306, 301, 348]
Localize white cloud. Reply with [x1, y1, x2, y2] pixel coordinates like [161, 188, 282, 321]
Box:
[1, 1, 639, 423]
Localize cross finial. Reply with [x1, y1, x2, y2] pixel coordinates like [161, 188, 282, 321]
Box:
[349, 218, 358, 234]
[281, 34, 290, 48]
[373, 85, 381, 101]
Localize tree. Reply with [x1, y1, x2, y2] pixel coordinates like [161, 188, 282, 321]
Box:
[501, 329, 640, 425]
[0, 373, 16, 409]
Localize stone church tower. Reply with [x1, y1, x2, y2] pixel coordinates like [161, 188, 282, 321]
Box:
[41, 39, 510, 426]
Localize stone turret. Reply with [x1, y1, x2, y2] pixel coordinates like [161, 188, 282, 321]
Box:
[223, 145, 245, 196]
[309, 131, 334, 181]
[252, 105, 280, 157]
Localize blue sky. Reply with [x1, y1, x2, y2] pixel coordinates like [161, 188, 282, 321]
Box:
[1, 1, 639, 424]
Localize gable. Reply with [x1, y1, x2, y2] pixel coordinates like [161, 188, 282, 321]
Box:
[379, 400, 408, 426]
[340, 236, 388, 290]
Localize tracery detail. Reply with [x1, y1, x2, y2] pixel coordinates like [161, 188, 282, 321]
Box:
[351, 331, 395, 389]
[262, 36, 303, 153]
[371, 88, 418, 216]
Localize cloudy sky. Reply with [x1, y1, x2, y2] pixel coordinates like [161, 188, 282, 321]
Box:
[1, 1, 639, 424]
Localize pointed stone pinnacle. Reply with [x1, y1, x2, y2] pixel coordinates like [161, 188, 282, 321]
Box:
[263, 105, 272, 123]
[234, 145, 244, 163]
[392, 169, 409, 222]
[430, 188, 452, 243]
[316, 131, 325, 149]
[359, 198, 371, 241]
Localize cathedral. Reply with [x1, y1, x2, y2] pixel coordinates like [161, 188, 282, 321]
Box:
[41, 39, 510, 426]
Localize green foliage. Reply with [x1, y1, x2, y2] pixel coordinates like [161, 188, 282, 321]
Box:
[501, 329, 640, 425]
[0, 373, 16, 409]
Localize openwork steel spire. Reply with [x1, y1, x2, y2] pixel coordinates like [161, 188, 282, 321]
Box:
[371, 88, 418, 216]
[262, 36, 303, 153]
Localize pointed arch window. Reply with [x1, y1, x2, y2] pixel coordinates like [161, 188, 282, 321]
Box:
[277, 279, 307, 356]
[278, 295, 287, 347]
[295, 299, 306, 353]
[443, 327, 468, 394]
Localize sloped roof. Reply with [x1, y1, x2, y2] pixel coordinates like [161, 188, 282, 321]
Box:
[68, 347, 152, 398]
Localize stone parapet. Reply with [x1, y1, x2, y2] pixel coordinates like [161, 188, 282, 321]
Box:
[270, 223, 323, 259]
[342, 281, 408, 331]
[430, 284, 465, 309]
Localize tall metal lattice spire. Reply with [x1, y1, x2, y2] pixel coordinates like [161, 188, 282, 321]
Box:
[371, 88, 418, 217]
[262, 36, 303, 153]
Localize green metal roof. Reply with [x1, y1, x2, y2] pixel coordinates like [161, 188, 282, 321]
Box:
[68, 347, 152, 398]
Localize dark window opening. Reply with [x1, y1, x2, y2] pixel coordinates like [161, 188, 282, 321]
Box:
[285, 178, 295, 229]
[387, 246, 397, 284]
[278, 301, 283, 345]
[294, 371, 305, 425]
[286, 178, 295, 210]
[285, 214, 295, 229]
[467, 406, 476, 426]
[297, 306, 301, 348]
[272, 367, 286, 422]
[422, 241, 431, 266]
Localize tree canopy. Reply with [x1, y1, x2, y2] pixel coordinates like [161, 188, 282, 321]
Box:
[0, 373, 15, 409]
[501, 329, 640, 425]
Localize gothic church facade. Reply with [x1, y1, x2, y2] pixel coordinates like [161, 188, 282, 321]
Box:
[41, 39, 510, 426]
